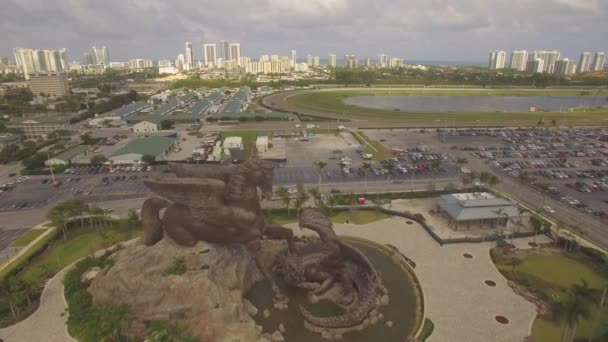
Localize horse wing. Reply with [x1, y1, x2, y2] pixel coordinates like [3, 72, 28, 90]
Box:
[169, 163, 237, 182]
[143, 177, 226, 209]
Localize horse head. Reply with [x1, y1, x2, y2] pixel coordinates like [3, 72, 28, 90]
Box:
[227, 159, 275, 201]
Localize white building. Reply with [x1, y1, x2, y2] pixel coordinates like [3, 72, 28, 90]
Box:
[230, 43, 241, 66]
[185, 42, 193, 70]
[256, 136, 269, 153]
[88, 116, 124, 128]
[219, 40, 230, 60]
[223, 136, 243, 149]
[204, 44, 217, 68]
[592, 52, 605, 72]
[291, 50, 297, 67]
[328, 54, 336, 67]
[133, 120, 159, 134]
[378, 54, 388, 67]
[488, 50, 506, 70]
[509, 50, 528, 71]
[313, 56, 320, 67]
[159, 66, 179, 74]
[578, 52, 592, 73]
[307, 54, 313, 66]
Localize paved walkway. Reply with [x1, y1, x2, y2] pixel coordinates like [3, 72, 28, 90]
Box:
[0, 265, 76, 342]
[288, 217, 550, 342]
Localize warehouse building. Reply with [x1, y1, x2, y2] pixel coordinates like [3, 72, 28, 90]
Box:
[109, 132, 177, 164]
[45, 145, 89, 166]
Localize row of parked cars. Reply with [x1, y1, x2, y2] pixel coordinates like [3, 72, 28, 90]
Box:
[535, 169, 608, 180]
[567, 181, 608, 193]
[497, 159, 580, 170]
[471, 148, 607, 160]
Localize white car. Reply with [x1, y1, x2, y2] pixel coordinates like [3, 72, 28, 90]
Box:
[543, 206, 555, 213]
[461, 167, 471, 174]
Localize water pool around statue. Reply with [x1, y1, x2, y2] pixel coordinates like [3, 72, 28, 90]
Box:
[246, 238, 422, 341]
[344, 95, 606, 112]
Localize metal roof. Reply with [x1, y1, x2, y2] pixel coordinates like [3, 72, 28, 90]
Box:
[439, 193, 529, 221]
[110, 135, 175, 158]
[111, 100, 149, 117]
[53, 145, 89, 161]
[149, 100, 180, 116]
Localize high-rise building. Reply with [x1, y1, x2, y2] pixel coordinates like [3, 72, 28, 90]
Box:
[28, 73, 70, 96]
[509, 50, 528, 71]
[219, 40, 230, 60]
[592, 52, 605, 72]
[365, 57, 372, 67]
[176, 54, 185, 71]
[488, 50, 506, 70]
[158, 59, 172, 67]
[378, 54, 388, 67]
[291, 50, 296, 67]
[313, 56, 320, 67]
[229, 43, 241, 66]
[554, 58, 572, 76]
[344, 55, 358, 68]
[59, 48, 69, 70]
[578, 52, 591, 73]
[185, 42, 193, 70]
[84, 52, 94, 65]
[542, 51, 560, 73]
[526, 59, 544, 73]
[91, 46, 110, 65]
[13, 48, 67, 79]
[307, 54, 313, 66]
[328, 54, 336, 67]
[203, 44, 217, 68]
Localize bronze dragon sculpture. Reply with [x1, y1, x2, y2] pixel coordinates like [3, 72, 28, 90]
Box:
[274, 208, 386, 330]
[140, 160, 296, 303]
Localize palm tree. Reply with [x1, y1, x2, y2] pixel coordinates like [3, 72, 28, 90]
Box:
[385, 159, 395, 185]
[431, 159, 442, 179]
[314, 161, 327, 191]
[308, 188, 321, 208]
[362, 162, 371, 191]
[554, 281, 596, 342]
[294, 183, 309, 218]
[275, 186, 292, 217]
[487, 174, 500, 189]
[0, 277, 20, 320]
[461, 175, 472, 188]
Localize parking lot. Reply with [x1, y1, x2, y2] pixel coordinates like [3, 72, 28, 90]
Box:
[285, 133, 363, 168]
[445, 127, 608, 223]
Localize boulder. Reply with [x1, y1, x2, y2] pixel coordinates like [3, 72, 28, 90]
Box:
[271, 330, 285, 342]
[88, 238, 284, 341]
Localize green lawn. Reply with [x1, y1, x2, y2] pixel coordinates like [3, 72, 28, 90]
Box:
[19, 226, 142, 286]
[286, 89, 608, 126]
[9, 229, 47, 248]
[494, 251, 608, 341]
[350, 131, 393, 161]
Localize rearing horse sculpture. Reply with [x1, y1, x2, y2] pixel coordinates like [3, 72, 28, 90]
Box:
[140, 159, 296, 302]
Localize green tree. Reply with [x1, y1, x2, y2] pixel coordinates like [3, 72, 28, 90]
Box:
[127, 209, 140, 230]
[141, 154, 156, 165]
[487, 174, 500, 188]
[275, 187, 292, 217]
[90, 154, 108, 165]
[160, 119, 175, 130]
[0, 277, 21, 320]
[308, 188, 321, 208]
[293, 183, 310, 218]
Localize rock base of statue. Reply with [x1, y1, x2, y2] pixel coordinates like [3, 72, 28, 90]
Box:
[88, 237, 285, 341]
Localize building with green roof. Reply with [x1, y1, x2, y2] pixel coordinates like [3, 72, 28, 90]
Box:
[109, 134, 177, 165]
[45, 145, 89, 165]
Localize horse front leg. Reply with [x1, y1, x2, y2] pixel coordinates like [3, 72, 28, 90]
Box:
[245, 240, 288, 308]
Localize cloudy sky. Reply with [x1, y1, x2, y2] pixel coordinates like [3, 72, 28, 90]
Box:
[1, 0, 607, 63]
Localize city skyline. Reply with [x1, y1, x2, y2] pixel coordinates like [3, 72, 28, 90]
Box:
[1, 0, 607, 62]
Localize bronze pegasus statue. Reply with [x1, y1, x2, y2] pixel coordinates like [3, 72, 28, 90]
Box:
[140, 159, 296, 302]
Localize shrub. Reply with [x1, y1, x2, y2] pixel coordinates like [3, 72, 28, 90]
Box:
[162, 257, 187, 276]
